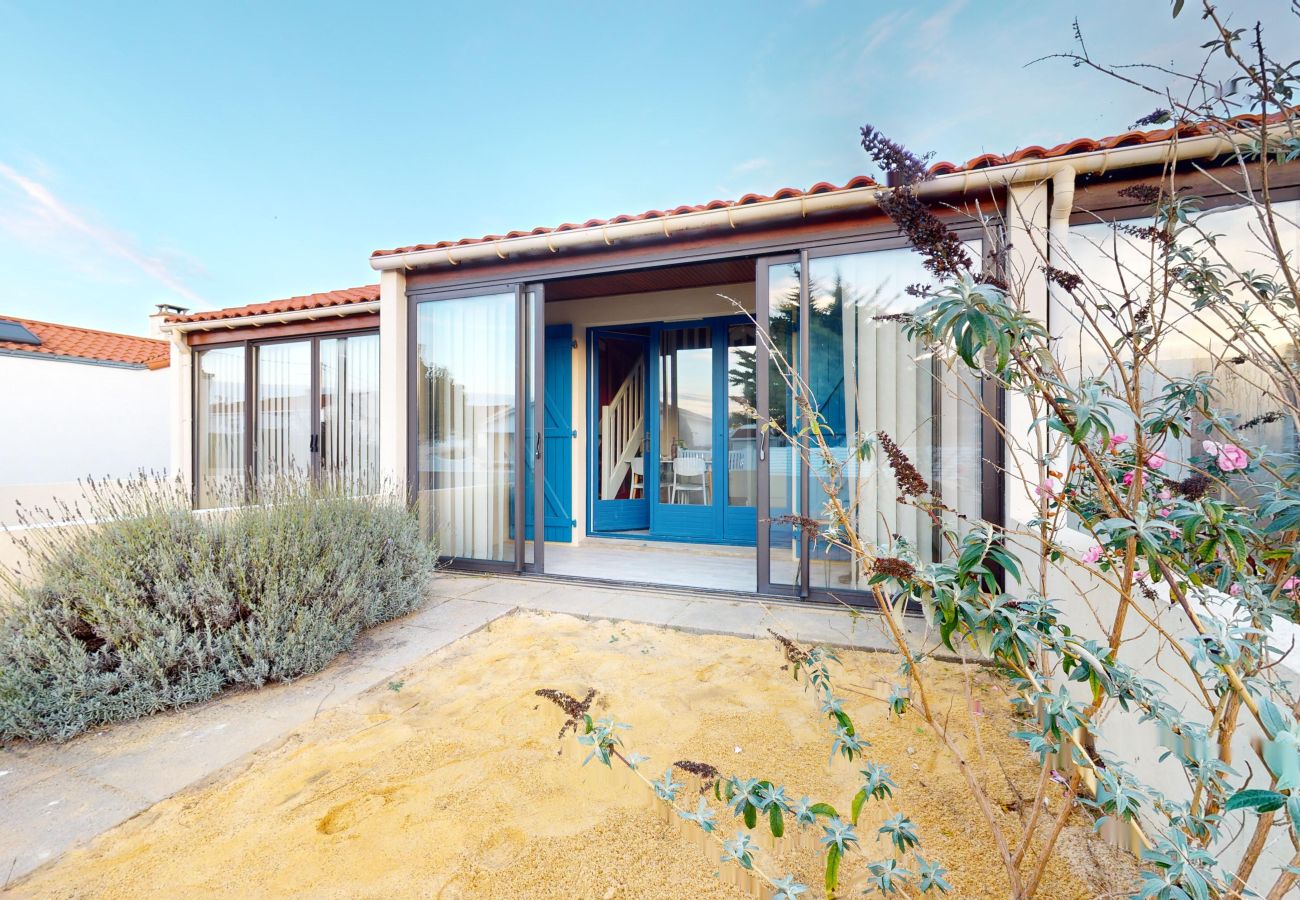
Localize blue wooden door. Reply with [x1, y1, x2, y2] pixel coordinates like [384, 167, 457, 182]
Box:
[541, 325, 574, 542]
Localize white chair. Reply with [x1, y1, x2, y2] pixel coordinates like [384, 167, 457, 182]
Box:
[629, 457, 644, 498]
[671, 456, 708, 504]
[728, 449, 746, 470]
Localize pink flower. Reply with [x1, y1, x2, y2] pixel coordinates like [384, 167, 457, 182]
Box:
[1229, 583, 1242, 596]
[1159, 488, 1172, 501]
[1147, 451, 1168, 470]
[1109, 433, 1129, 451]
[1035, 477, 1059, 499]
[1123, 471, 1136, 487]
[1218, 444, 1249, 472]
[1284, 577, 1300, 596]
[1204, 441, 1249, 472]
[1157, 506, 1171, 518]
[1081, 544, 1103, 565]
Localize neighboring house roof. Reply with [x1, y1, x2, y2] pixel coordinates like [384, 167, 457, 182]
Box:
[370, 111, 1288, 259]
[166, 284, 380, 324]
[0, 316, 170, 369]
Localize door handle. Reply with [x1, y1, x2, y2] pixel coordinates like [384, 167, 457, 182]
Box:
[534, 431, 543, 459]
[758, 428, 768, 462]
[310, 433, 320, 454]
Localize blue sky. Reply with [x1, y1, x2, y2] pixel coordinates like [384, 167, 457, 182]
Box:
[2, 0, 1296, 335]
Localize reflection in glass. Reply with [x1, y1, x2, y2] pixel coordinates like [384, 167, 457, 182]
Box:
[727, 323, 757, 508]
[415, 293, 517, 561]
[803, 249, 983, 591]
[766, 262, 800, 587]
[255, 341, 313, 482]
[659, 326, 712, 505]
[1066, 203, 1300, 471]
[195, 345, 245, 508]
[320, 333, 380, 494]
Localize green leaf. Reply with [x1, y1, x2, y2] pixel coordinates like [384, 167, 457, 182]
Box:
[743, 801, 757, 830]
[825, 844, 842, 896]
[809, 802, 839, 819]
[1224, 788, 1287, 813]
[769, 804, 785, 838]
[851, 787, 868, 826]
[714, 779, 722, 802]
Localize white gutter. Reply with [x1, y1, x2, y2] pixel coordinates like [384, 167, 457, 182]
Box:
[371, 132, 1246, 273]
[160, 300, 381, 334]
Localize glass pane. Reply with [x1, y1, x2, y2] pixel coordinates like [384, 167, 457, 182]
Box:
[523, 289, 535, 566]
[658, 326, 712, 505]
[726, 323, 757, 507]
[415, 292, 516, 562]
[766, 262, 800, 587]
[805, 249, 983, 592]
[320, 333, 380, 494]
[195, 345, 245, 508]
[1066, 203, 1300, 476]
[254, 341, 313, 483]
[597, 335, 647, 500]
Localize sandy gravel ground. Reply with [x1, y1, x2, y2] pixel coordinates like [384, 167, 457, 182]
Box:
[11, 611, 1133, 899]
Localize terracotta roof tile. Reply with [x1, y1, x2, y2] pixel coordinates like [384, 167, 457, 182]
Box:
[372, 111, 1292, 260]
[0, 316, 169, 368]
[167, 284, 380, 325]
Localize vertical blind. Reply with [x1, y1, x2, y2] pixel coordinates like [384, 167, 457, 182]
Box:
[193, 332, 380, 508]
[254, 341, 313, 482]
[321, 334, 381, 494]
[415, 292, 517, 561]
[195, 345, 246, 507]
[805, 248, 984, 591]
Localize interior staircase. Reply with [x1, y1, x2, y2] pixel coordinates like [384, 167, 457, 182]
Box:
[600, 357, 645, 499]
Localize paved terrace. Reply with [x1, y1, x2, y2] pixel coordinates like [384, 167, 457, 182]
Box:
[0, 574, 920, 887]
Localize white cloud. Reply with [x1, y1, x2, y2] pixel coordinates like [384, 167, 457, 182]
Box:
[0, 162, 205, 306]
[732, 157, 771, 174]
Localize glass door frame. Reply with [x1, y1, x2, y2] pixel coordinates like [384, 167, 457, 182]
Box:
[755, 253, 808, 597]
[405, 280, 545, 575]
[190, 325, 380, 505]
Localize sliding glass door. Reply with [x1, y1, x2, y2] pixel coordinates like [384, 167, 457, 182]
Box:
[412, 285, 544, 570]
[755, 245, 986, 599]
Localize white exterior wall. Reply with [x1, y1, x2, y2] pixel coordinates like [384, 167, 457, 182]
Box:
[0, 354, 170, 520]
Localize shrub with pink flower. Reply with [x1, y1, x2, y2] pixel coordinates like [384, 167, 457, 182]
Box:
[1108, 433, 1128, 452]
[1147, 451, 1167, 470]
[1203, 440, 1249, 472]
[1080, 544, 1103, 565]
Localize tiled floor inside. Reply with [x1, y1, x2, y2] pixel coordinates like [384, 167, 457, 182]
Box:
[542, 535, 857, 593]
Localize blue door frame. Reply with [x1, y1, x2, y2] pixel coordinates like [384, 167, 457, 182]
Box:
[588, 316, 756, 546]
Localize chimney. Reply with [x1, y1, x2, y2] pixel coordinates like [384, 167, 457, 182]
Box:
[149, 303, 188, 339]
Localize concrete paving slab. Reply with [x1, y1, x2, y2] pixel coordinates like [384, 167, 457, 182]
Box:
[2, 773, 147, 886]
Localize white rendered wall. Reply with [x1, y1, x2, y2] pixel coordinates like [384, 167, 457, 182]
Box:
[0, 354, 170, 524]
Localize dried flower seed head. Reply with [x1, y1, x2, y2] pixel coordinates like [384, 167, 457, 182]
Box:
[1174, 473, 1213, 500]
[877, 187, 974, 281]
[859, 125, 934, 186]
[768, 629, 810, 667]
[536, 687, 597, 739]
[673, 759, 721, 793]
[1132, 109, 1172, 128]
[1043, 265, 1084, 293]
[871, 556, 917, 581]
[877, 431, 931, 498]
[1117, 182, 1164, 204]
